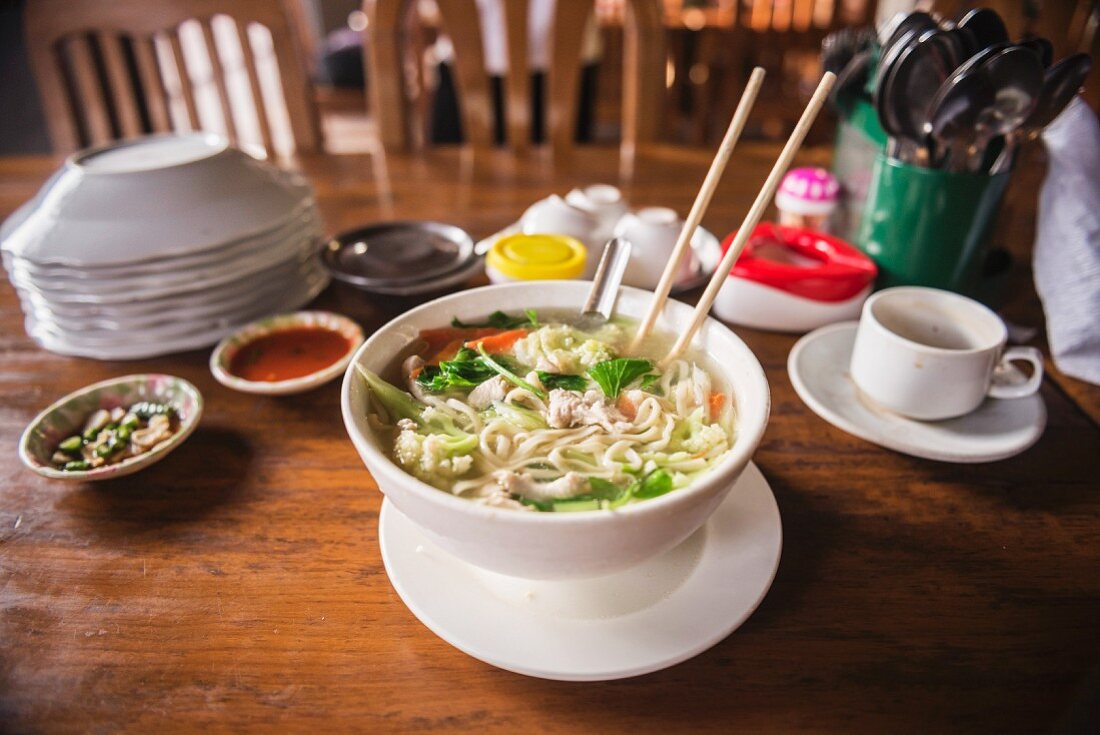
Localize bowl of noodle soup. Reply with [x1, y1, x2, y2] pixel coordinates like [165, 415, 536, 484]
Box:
[341, 281, 770, 579]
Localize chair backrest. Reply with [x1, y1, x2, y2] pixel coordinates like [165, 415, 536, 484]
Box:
[25, 0, 322, 158]
[364, 0, 664, 156]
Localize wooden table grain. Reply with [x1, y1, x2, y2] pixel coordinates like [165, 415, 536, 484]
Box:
[1, 145, 1097, 734]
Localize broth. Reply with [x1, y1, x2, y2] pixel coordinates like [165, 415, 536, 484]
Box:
[361, 309, 737, 512]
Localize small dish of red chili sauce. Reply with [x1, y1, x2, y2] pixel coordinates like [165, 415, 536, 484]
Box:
[210, 311, 364, 395]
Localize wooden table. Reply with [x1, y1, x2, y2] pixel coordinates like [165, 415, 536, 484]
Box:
[1, 145, 1098, 733]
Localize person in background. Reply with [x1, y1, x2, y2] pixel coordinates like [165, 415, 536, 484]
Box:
[430, 0, 602, 144]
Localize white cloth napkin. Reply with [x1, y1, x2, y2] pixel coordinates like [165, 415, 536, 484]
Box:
[1033, 97, 1100, 385]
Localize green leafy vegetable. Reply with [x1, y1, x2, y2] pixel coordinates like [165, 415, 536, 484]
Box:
[552, 497, 602, 512]
[607, 469, 675, 508]
[357, 365, 478, 450]
[416, 347, 497, 392]
[537, 372, 588, 392]
[639, 373, 662, 391]
[477, 346, 546, 398]
[587, 476, 624, 499]
[451, 310, 537, 330]
[356, 364, 426, 423]
[491, 401, 547, 430]
[516, 496, 553, 512]
[587, 358, 655, 399]
[513, 470, 676, 513]
[633, 469, 674, 499]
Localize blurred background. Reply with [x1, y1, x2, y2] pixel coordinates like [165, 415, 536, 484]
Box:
[1, 0, 1098, 158]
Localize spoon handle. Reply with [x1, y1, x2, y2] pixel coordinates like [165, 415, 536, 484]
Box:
[582, 237, 632, 322]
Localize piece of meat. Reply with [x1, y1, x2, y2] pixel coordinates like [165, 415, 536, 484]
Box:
[546, 389, 632, 432]
[496, 471, 587, 501]
[467, 376, 510, 410]
[479, 492, 536, 511]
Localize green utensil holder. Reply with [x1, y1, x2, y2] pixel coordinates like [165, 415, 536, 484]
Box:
[855, 154, 1011, 295]
[831, 99, 887, 242]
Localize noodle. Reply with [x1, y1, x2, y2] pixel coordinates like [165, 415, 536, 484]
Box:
[366, 313, 735, 511]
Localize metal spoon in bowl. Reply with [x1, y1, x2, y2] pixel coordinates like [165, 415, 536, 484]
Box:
[578, 237, 632, 330]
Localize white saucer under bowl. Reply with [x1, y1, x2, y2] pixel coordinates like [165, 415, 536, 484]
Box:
[379, 462, 782, 682]
[788, 322, 1047, 463]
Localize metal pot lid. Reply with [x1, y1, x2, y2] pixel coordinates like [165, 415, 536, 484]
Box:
[321, 221, 475, 287]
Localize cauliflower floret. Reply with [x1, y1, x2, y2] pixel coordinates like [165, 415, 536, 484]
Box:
[513, 325, 616, 373]
[394, 428, 474, 485]
[574, 339, 616, 370]
[681, 422, 728, 455]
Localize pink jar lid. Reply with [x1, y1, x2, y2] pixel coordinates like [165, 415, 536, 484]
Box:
[775, 167, 840, 217]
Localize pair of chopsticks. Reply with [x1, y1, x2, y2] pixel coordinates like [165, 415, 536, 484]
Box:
[628, 68, 837, 368]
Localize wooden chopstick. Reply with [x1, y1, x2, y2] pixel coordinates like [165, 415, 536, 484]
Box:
[659, 71, 838, 368]
[628, 67, 766, 353]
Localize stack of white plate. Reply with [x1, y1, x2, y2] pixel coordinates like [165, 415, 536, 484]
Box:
[0, 134, 329, 360]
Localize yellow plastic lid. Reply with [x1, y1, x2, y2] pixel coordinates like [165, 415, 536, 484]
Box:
[487, 233, 587, 280]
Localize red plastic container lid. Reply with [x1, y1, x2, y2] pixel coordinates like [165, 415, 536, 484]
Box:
[722, 222, 877, 302]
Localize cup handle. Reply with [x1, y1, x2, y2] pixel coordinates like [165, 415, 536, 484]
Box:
[987, 346, 1044, 399]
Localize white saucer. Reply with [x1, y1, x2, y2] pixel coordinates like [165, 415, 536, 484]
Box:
[788, 322, 1047, 463]
[379, 462, 782, 682]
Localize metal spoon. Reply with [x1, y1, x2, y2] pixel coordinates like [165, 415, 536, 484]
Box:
[830, 48, 873, 118]
[881, 11, 937, 60]
[926, 43, 1009, 169]
[877, 29, 955, 164]
[1019, 37, 1054, 68]
[578, 237, 632, 330]
[956, 7, 1009, 48]
[1022, 53, 1093, 131]
[965, 46, 1044, 171]
[991, 53, 1094, 172]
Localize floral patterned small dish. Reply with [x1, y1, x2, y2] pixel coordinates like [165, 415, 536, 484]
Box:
[210, 311, 364, 396]
[19, 374, 203, 481]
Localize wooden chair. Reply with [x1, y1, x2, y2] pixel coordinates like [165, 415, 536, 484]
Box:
[363, 0, 664, 156]
[663, 0, 878, 143]
[25, 0, 322, 158]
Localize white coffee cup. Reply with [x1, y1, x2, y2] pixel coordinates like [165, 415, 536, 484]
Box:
[521, 195, 601, 277]
[521, 195, 598, 244]
[613, 207, 697, 290]
[849, 287, 1043, 421]
[565, 184, 629, 238]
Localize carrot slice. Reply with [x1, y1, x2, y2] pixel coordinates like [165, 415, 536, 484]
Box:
[617, 393, 637, 421]
[419, 327, 499, 361]
[428, 338, 465, 364]
[464, 329, 529, 354]
[708, 392, 726, 419]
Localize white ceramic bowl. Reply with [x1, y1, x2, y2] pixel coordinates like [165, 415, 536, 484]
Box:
[211, 311, 364, 395]
[0, 133, 313, 267]
[341, 281, 771, 580]
[19, 374, 203, 481]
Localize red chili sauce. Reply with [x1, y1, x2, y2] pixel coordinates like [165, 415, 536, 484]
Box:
[229, 327, 350, 382]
